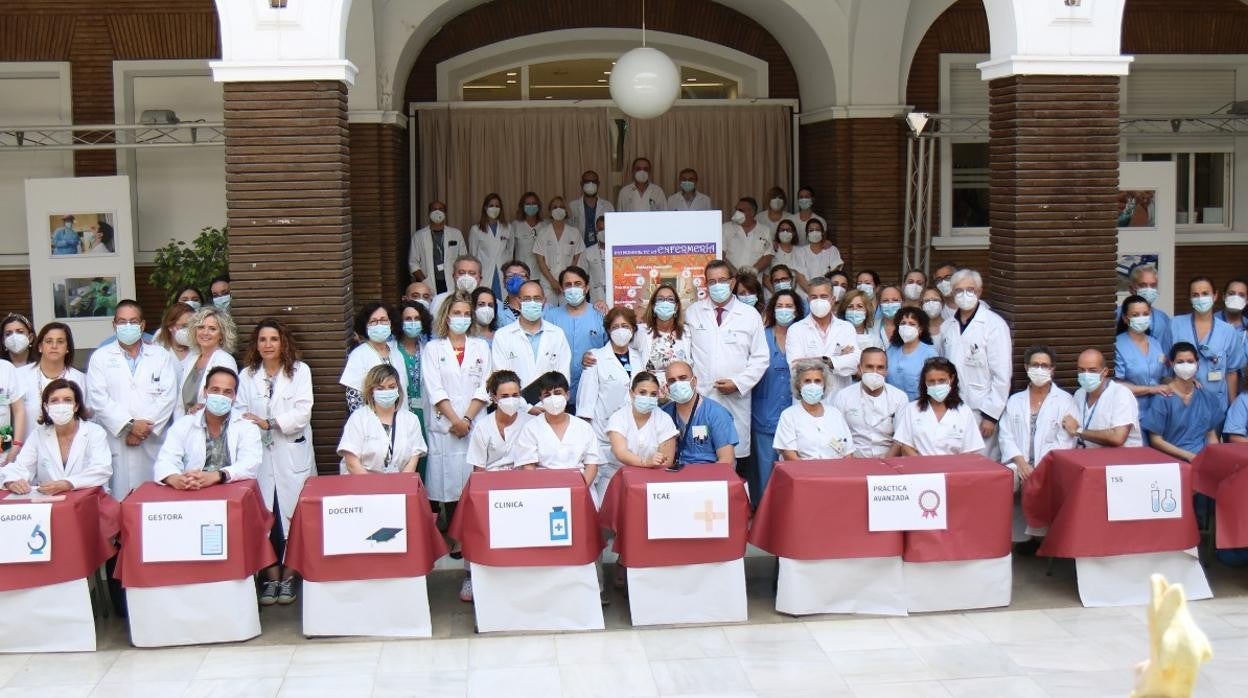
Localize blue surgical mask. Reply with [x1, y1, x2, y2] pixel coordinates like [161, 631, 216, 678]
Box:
[212, 295, 231, 311]
[1192, 296, 1215, 314]
[183, 300, 201, 311]
[680, 180, 696, 193]
[204, 393, 233, 417]
[523, 204, 540, 217]
[775, 308, 796, 326]
[564, 287, 586, 307]
[448, 316, 472, 335]
[521, 300, 544, 322]
[1128, 316, 1151, 333]
[800, 383, 824, 405]
[797, 197, 813, 211]
[402, 320, 422, 338]
[654, 300, 677, 321]
[857, 283, 875, 299]
[880, 302, 902, 319]
[505, 274, 526, 296]
[1077, 372, 1103, 393]
[845, 309, 867, 327]
[737, 294, 758, 307]
[1137, 287, 1160, 305]
[633, 395, 659, 414]
[668, 380, 695, 404]
[709, 282, 732, 304]
[367, 324, 392, 343]
[373, 388, 400, 407]
[774, 280, 793, 292]
[926, 383, 951, 403]
[115, 324, 143, 346]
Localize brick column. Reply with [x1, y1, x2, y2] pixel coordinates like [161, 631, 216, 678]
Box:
[349, 123, 410, 305]
[224, 81, 353, 472]
[986, 75, 1120, 386]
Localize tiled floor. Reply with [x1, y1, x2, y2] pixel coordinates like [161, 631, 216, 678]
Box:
[5, 554, 1248, 698]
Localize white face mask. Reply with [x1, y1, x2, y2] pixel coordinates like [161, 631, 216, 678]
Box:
[496, 396, 525, 416]
[610, 327, 634, 347]
[551, 207, 567, 222]
[486, 206, 501, 220]
[430, 210, 446, 225]
[922, 300, 943, 319]
[582, 181, 598, 196]
[4, 333, 30, 355]
[809, 298, 833, 319]
[174, 327, 191, 348]
[831, 286, 846, 302]
[860, 372, 886, 391]
[769, 197, 784, 211]
[903, 283, 924, 301]
[954, 289, 979, 311]
[46, 403, 75, 426]
[897, 324, 920, 344]
[475, 306, 495, 325]
[634, 170, 650, 184]
[778, 230, 794, 244]
[456, 274, 478, 292]
[807, 231, 824, 244]
[1027, 367, 1052, 387]
[1173, 362, 1198, 381]
[541, 394, 567, 415]
[731, 210, 747, 225]
[1227, 295, 1248, 312]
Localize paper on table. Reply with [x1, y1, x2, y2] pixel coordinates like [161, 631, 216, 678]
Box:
[0, 502, 53, 564]
[646, 480, 730, 540]
[867, 473, 948, 531]
[488, 487, 573, 549]
[0, 492, 66, 503]
[321, 493, 408, 556]
[1106, 463, 1182, 521]
[141, 500, 229, 563]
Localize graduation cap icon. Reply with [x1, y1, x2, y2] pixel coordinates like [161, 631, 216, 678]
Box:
[366, 527, 403, 543]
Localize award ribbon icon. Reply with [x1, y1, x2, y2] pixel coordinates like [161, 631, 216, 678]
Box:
[918, 489, 941, 518]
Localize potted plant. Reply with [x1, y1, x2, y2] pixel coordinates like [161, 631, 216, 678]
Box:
[149, 225, 228, 302]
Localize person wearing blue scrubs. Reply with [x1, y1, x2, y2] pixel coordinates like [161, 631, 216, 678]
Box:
[1144, 342, 1221, 462]
[1115, 265, 1173, 351]
[544, 265, 606, 407]
[661, 360, 738, 467]
[50, 215, 81, 255]
[1115, 294, 1171, 415]
[750, 290, 804, 502]
[1216, 278, 1248, 332]
[1170, 276, 1245, 412]
[885, 306, 937, 400]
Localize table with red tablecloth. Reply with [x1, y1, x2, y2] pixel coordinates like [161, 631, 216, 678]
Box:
[1192, 443, 1248, 549]
[0, 487, 119, 652]
[599, 463, 750, 625]
[449, 468, 605, 632]
[116, 480, 276, 646]
[1023, 447, 1209, 606]
[285, 473, 448, 638]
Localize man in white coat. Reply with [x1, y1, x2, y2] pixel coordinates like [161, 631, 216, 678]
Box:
[408, 200, 467, 296]
[1062, 348, 1143, 449]
[667, 168, 714, 212]
[567, 170, 614, 248]
[832, 348, 908, 457]
[685, 260, 769, 475]
[86, 299, 178, 499]
[937, 268, 1012, 457]
[154, 367, 261, 489]
[785, 277, 861, 394]
[617, 157, 667, 212]
[491, 280, 572, 394]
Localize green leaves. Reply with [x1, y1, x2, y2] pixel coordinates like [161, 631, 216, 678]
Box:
[149, 225, 229, 303]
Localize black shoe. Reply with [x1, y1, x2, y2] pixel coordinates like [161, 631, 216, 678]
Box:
[1013, 538, 1042, 556]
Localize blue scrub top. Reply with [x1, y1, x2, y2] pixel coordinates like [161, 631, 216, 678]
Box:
[544, 304, 606, 402]
[1142, 387, 1222, 456]
[1116, 305, 1173, 351]
[751, 326, 792, 434]
[1114, 332, 1169, 414]
[1215, 309, 1247, 333]
[886, 341, 937, 401]
[662, 396, 739, 465]
[1224, 393, 1248, 437]
[51, 226, 80, 255]
[1170, 314, 1246, 407]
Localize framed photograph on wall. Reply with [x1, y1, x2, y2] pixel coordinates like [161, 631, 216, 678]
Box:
[25, 176, 135, 347]
[1117, 164, 1176, 316]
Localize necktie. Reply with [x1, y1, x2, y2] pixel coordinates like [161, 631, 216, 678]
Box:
[716, 307, 725, 326]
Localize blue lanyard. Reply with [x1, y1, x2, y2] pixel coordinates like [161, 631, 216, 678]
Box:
[1082, 393, 1101, 432]
[1190, 316, 1220, 364]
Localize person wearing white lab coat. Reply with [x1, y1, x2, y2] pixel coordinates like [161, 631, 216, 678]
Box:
[894, 357, 987, 457]
[408, 201, 467, 296]
[937, 269, 1011, 458]
[831, 348, 909, 458]
[1063, 348, 1144, 449]
[783, 186, 827, 238]
[666, 169, 714, 212]
[490, 280, 572, 391]
[513, 192, 545, 296]
[685, 260, 769, 464]
[722, 198, 774, 275]
[468, 193, 515, 297]
[786, 277, 861, 395]
[430, 254, 488, 318]
[577, 308, 645, 460]
[617, 157, 667, 212]
[1, 379, 111, 495]
[154, 367, 262, 487]
[338, 364, 428, 474]
[340, 302, 408, 412]
[177, 307, 238, 417]
[774, 359, 855, 461]
[515, 371, 602, 488]
[583, 214, 608, 310]
[567, 171, 614, 248]
[17, 322, 84, 441]
[466, 369, 532, 473]
[533, 196, 585, 294]
[86, 300, 178, 498]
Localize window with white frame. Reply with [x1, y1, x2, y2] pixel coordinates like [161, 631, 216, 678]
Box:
[1134, 150, 1233, 228]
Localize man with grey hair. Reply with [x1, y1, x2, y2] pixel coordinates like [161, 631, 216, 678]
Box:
[785, 276, 860, 395]
[430, 254, 485, 318]
[936, 268, 1012, 457]
[1116, 264, 1172, 350]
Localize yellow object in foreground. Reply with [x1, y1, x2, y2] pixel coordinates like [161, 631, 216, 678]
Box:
[1131, 574, 1214, 698]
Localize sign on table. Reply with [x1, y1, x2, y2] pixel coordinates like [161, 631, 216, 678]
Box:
[141, 500, 228, 562]
[646, 480, 730, 539]
[322, 493, 408, 556]
[0, 502, 52, 564]
[488, 487, 573, 549]
[867, 473, 948, 531]
[1105, 463, 1182, 521]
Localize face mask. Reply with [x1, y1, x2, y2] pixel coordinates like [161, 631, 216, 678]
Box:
[774, 280, 793, 292]
[832, 286, 846, 302]
[1137, 287, 1159, 305]
[807, 231, 823, 244]
[204, 393, 234, 417]
[861, 371, 886, 391]
[634, 170, 650, 184]
[809, 298, 833, 319]
[1077, 372, 1103, 393]
[1192, 296, 1215, 314]
[680, 180, 696, 194]
[936, 279, 953, 297]
[416, 298, 431, 310]
[505, 274, 526, 296]
[521, 300, 545, 322]
[856, 283, 875, 299]
[1128, 315, 1151, 333]
[402, 320, 422, 338]
[456, 274, 478, 293]
[448, 316, 472, 335]
[731, 210, 747, 225]
[897, 324, 919, 343]
[778, 230, 794, 244]
[954, 290, 978, 311]
[610, 327, 634, 347]
[551, 207, 567, 222]
[174, 327, 191, 347]
[373, 388, 400, 408]
[797, 197, 813, 211]
[497, 396, 525, 416]
[116, 324, 143, 346]
[633, 394, 659, 414]
[926, 383, 951, 403]
[845, 309, 867, 327]
[564, 287, 586, 307]
[541, 394, 567, 415]
[430, 210, 446, 225]
[668, 380, 695, 404]
[367, 324, 392, 343]
[737, 294, 758, 308]
[1027, 367, 1052, 387]
[523, 204, 540, 218]
[800, 383, 824, 405]
[46, 403, 75, 426]
[654, 300, 677, 321]
[922, 300, 943, 319]
[4, 333, 30, 355]
[709, 282, 732, 304]
[769, 197, 785, 211]
[1173, 362, 1198, 381]
[475, 306, 495, 325]
[775, 308, 796, 326]
[880, 301, 902, 319]
[212, 295, 231, 311]
[183, 300, 202, 311]
[1227, 296, 1247, 312]
[903, 283, 923, 301]
[486, 206, 502, 220]
[582, 181, 598, 196]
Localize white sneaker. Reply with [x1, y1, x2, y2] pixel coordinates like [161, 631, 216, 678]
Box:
[459, 577, 473, 602]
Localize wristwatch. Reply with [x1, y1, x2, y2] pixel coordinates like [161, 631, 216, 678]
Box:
[218, 469, 231, 484]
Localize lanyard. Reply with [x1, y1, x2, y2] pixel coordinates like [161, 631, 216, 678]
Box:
[1190, 316, 1220, 364]
[674, 395, 701, 463]
[382, 414, 397, 470]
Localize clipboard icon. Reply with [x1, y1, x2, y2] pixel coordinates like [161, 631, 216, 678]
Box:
[200, 523, 224, 556]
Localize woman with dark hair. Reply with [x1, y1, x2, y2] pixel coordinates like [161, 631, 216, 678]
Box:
[238, 319, 315, 606]
[514, 371, 602, 487]
[513, 191, 544, 297]
[174, 286, 206, 311]
[18, 322, 85, 441]
[640, 284, 691, 388]
[468, 192, 515, 297]
[339, 301, 406, 412]
[1, 379, 110, 495]
[1115, 294, 1171, 415]
[734, 270, 765, 314]
[751, 289, 804, 499]
[1144, 342, 1222, 463]
[893, 357, 986, 456]
[885, 307, 937, 400]
[397, 299, 433, 429]
[577, 307, 645, 499]
[1, 313, 35, 368]
[469, 287, 498, 344]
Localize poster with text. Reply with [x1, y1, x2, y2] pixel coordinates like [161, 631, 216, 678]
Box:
[604, 211, 722, 312]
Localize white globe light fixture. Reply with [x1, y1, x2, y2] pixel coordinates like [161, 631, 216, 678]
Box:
[609, 47, 680, 120]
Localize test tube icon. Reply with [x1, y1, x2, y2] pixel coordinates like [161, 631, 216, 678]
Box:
[1150, 482, 1161, 513]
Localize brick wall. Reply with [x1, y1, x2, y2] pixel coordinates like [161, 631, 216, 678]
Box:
[349, 124, 410, 308]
